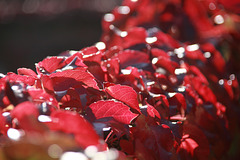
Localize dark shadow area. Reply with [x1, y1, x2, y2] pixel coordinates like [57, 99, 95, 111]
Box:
[0, 11, 102, 73]
[0, 0, 122, 73]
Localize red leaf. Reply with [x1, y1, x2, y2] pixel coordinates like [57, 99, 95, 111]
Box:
[151, 48, 170, 59]
[178, 123, 210, 159]
[28, 88, 59, 108]
[49, 110, 102, 149]
[155, 73, 169, 86]
[156, 31, 180, 48]
[36, 56, 65, 74]
[168, 93, 186, 117]
[184, 84, 203, 108]
[154, 56, 177, 75]
[180, 136, 199, 157]
[145, 101, 161, 120]
[105, 84, 140, 113]
[189, 66, 208, 85]
[80, 46, 99, 55]
[117, 66, 145, 91]
[84, 61, 105, 83]
[154, 124, 175, 152]
[101, 57, 120, 82]
[66, 47, 102, 64]
[150, 94, 170, 119]
[89, 100, 138, 124]
[11, 101, 39, 121]
[211, 50, 226, 73]
[215, 102, 226, 117]
[191, 77, 217, 104]
[185, 46, 206, 62]
[49, 69, 99, 90]
[115, 50, 149, 68]
[133, 115, 175, 159]
[40, 74, 54, 92]
[5, 72, 36, 86]
[104, 46, 123, 59]
[122, 27, 147, 48]
[60, 88, 82, 110]
[17, 68, 37, 78]
[83, 51, 102, 63]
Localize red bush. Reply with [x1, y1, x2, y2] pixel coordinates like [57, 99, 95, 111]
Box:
[0, 0, 240, 159]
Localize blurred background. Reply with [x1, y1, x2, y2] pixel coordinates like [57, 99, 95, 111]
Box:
[0, 0, 122, 74]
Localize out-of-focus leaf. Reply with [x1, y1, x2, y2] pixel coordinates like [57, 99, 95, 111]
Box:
[114, 50, 149, 69]
[48, 110, 103, 149]
[17, 68, 38, 78]
[178, 122, 210, 159]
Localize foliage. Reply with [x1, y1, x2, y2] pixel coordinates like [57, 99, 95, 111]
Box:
[0, 0, 240, 159]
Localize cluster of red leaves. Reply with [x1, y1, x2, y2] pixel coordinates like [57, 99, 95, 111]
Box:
[0, 0, 240, 159]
